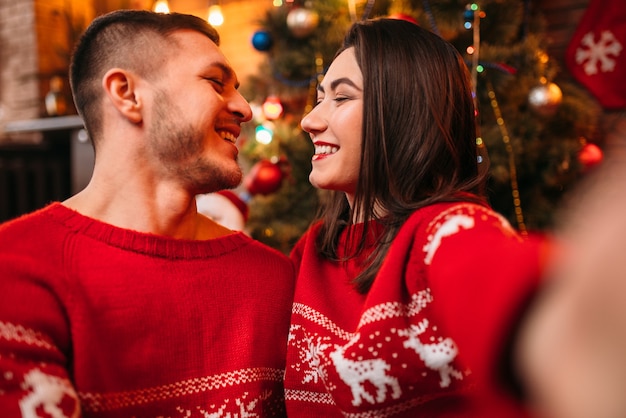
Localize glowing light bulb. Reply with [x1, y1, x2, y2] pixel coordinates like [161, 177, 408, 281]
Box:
[255, 123, 274, 144]
[153, 0, 170, 13]
[262, 96, 283, 120]
[208, 5, 224, 26]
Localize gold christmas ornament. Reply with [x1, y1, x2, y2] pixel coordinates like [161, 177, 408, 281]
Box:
[286, 7, 319, 38]
[528, 82, 563, 117]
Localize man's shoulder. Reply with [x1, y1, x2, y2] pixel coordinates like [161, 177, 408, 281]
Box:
[0, 204, 68, 272]
[241, 236, 290, 260]
[0, 204, 59, 238]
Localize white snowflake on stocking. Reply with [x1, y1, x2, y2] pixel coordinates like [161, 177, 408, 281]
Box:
[575, 30, 623, 75]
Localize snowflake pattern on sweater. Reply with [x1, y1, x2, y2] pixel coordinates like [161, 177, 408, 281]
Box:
[285, 202, 545, 417]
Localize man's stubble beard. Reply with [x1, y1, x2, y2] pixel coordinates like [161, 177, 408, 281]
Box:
[148, 91, 242, 194]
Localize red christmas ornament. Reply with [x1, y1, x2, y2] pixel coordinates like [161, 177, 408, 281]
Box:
[388, 13, 418, 25]
[578, 142, 603, 169]
[244, 159, 284, 195]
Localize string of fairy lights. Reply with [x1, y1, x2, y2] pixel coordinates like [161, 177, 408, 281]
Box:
[463, 2, 527, 234]
[152, 1, 225, 25]
[487, 80, 527, 234]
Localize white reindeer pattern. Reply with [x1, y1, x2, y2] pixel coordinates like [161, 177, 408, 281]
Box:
[423, 214, 475, 265]
[19, 368, 80, 418]
[399, 319, 464, 388]
[329, 336, 402, 407]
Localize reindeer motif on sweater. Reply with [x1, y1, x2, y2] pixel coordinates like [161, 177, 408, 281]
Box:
[398, 319, 464, 388]
[329, 335, 402, 406]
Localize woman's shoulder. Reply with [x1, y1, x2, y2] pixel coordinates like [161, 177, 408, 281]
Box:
[403, 200, 506, 233]
[395, 201, 526, 262]
[290, 221, 323, 260]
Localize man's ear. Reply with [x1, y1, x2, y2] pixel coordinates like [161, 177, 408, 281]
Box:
[102, 69, 143, 124]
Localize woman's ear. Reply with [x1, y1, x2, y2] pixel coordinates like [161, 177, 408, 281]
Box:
[102, 68, 143, 124]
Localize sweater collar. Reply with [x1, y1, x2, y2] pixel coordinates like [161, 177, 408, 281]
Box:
[45, 202, 251, 259]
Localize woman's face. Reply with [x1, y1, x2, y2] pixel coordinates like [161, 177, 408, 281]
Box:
[300, 47, 363, 207]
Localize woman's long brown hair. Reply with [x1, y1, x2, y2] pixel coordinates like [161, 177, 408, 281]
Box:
[314, 18, 488, 293]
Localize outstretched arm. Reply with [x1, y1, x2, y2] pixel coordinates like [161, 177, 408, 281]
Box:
[515, 114, 626, 418]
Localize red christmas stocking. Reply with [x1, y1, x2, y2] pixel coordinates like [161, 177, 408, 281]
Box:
[565, 0, 626, 109]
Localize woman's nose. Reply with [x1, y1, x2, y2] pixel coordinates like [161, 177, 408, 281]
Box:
[300, 106, 326, 134]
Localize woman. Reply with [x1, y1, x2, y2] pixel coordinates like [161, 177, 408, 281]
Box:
[284, 18, 549, 417]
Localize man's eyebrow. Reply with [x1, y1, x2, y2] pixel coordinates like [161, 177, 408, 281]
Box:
[211, 62, 240, 89]
[317, 77, 361, 94]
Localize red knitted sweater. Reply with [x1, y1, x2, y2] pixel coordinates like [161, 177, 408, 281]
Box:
[0, 203, 295, 417]
[285, 202, 549, 417]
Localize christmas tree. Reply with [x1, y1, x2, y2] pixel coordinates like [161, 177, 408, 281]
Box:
[239, 0, 601, 253]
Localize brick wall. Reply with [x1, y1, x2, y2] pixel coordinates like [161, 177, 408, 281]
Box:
[0, 0, 40, 136]
[0, 0, 93, 140]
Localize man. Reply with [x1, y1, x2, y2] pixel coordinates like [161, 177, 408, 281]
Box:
[0, 10, 294, 417]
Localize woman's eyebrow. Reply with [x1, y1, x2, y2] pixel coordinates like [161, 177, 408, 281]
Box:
[317, 77, 361, 94]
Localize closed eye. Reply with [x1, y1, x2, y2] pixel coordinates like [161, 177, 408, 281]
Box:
[206, 78, 225, 92]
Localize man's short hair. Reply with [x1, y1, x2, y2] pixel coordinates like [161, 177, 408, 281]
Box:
[69, 10, 220, 143]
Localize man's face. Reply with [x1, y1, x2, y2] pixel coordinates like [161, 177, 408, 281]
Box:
[144, 29, 252, 194]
